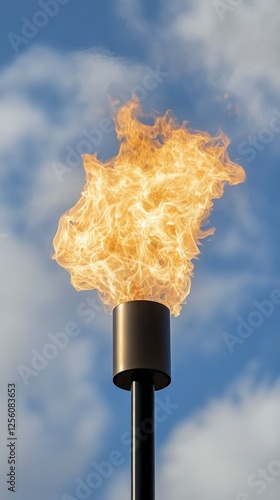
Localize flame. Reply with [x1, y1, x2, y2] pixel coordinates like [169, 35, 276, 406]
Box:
[52, 97, 245, 316]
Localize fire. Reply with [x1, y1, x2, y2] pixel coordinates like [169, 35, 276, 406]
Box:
[52, 97, 245, 316]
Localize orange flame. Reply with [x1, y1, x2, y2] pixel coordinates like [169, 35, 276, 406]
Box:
[52, 98, 245, 316]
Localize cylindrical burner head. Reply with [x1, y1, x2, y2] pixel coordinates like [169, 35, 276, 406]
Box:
[113, 300, 171, 391]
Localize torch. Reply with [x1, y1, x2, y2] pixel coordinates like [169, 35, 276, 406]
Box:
[52, 97, 245, 499]
[113, 299, 170, 499]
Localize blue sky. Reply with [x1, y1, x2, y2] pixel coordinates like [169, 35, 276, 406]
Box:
[0, 1, 280, 499]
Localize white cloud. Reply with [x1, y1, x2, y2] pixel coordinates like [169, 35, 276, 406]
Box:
[0, 234, 59, 375]
[12, 339, 109, 500]
[158, 370, 280, 500]
[0, 46, 76, 93]
[0, 94, 48, 154]
[117, 0, 149, 35]
[172, 267, 271, 354]
[103, 470, 130, 500]
[169, 0, 280, 123]
[75, 49, 147, 123]
[170, 185, 275, 352]
[0, 46, 161, 230]
[100, 368, 280, 500]
[118, 0, 280, 125]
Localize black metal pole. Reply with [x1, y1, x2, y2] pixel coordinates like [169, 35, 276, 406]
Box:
[113, 300, 171, 500]
[131, 375, 155, 500]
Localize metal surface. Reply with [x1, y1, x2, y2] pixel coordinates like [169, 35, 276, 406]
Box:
[113, 300, 171, 391]
[112, 300, 171, 500]
[131, 375, 155, 500]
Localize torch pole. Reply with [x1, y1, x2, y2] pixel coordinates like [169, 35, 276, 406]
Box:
[113, 300, 171, 500]
[131, 376, 155, 500]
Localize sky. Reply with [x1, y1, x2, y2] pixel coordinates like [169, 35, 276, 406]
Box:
[0, 0, 279, 499]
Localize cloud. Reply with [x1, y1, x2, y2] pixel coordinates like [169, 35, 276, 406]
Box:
[166, 0, 280, 122]
[102, 470, 130, 500]
[75, 49, 147, 123]
[0, 338, 110, 500]
[0, 46, 165, 230]
[0, 94, 48, 155]
[118, 0, 280, 125]
[100, 367, 280, 500]
[170, 185, 276, 353]
[0, 46, 76, 92]
[0, 228, 111, 499]
[158, 369, 280, 500]
[117, 0, 149, 35]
